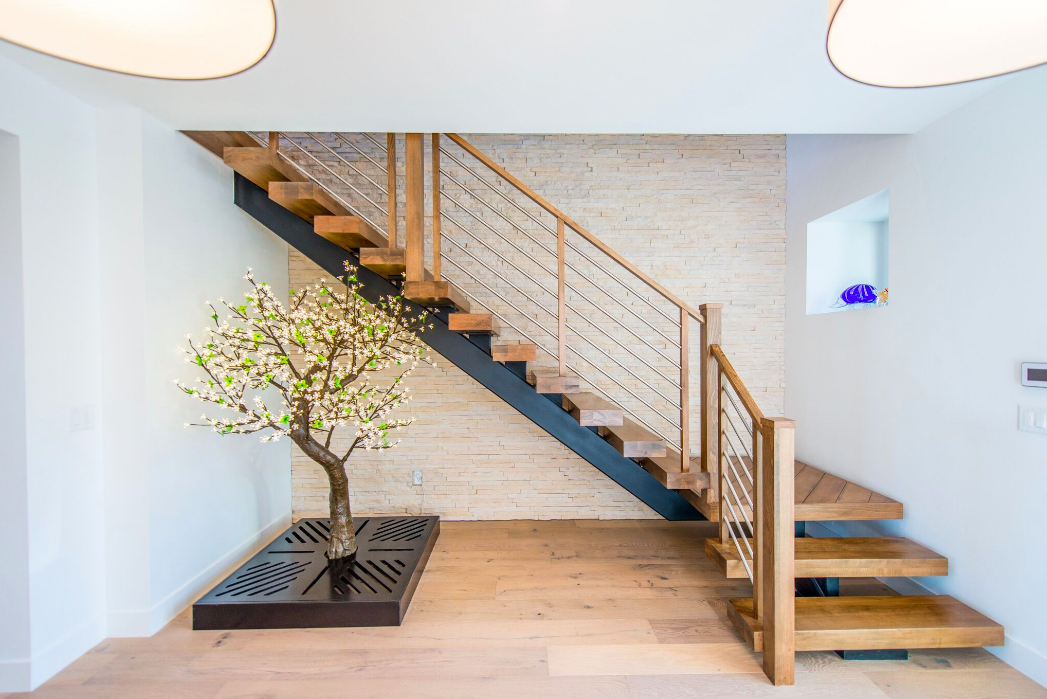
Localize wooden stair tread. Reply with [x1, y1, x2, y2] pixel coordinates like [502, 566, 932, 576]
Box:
[527, 369, 581, 394]
[269, 181, 351, 221]
[358, 247, 434, 280]
[705, 537, 948, 579]
[599, 419, 666, 459]
[561, 392, 623, 426]
[314, 216, 386, 249]
[725, 460, 902, 523]
[794, 461, 902, 521]
[223, 146, 309, 191]
[642, 449, 709, 490]
[728, 595, 1003, 652]
[403, 281, 469, 311]
[448, 313, 499, 335]
[492, 343, 538, 363]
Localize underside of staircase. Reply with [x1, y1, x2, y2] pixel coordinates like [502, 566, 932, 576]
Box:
[185, 131, 1003, 684]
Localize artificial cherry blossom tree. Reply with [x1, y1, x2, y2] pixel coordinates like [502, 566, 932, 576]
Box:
[176, 263, 432, 558]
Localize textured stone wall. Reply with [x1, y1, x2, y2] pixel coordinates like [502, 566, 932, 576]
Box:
[286, 134, 785, 520]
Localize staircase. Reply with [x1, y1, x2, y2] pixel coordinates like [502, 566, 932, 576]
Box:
[184, 130, 1003, 685]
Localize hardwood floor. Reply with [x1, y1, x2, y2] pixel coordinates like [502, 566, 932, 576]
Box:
[4, 520, 1041, 699]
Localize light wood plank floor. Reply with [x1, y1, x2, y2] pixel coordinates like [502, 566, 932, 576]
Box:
[5, 520, 1042, 699]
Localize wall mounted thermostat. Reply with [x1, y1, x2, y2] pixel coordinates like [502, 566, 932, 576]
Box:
[1021, 363, 1047, 388]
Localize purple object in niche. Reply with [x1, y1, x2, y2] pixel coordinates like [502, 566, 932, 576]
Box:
[838, 284, 878, 306]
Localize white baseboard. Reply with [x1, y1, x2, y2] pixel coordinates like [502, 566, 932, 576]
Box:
[107, 511, 291, 638]
[0, 613, 108, 692]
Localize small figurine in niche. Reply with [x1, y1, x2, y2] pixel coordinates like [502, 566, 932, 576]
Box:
[876, 286, 889, 306]
[831, 283, 882, 309]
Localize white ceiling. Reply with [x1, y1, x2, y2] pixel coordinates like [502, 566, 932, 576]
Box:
[0, 0, 1021, 134]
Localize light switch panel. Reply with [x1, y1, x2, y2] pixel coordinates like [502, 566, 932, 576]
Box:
[1018, 405, 1047, 435]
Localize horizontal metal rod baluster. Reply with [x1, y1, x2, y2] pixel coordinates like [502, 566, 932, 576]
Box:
[440, 218, 558, 313]
[263, 134, 380, 231]
[439, 189, 559, 288]
[440, 259, 560, 362]
[439, 146, 558, 237]
[564, 237, 679, 325]
[722, 384, 755, 436]
[329, 133, 389, 173]
[441, 141, 682, 330]
[441, 230, 558, 320]
[722, 406, 756, 473]
[722, 496, 755, 566]
[565, 321, 681, 410]
[723, 448, 755, 509]
[564, 356, 681, 448]
[722, 451, 755, 521]
[564, 300, 680, 383]
[565, 241, 682, 348]
[278, 135, 387, 235]
[306, 133, 388, 196]
[438, 167, 558, 260]
[294, 134, 386, 211]
[437, 156, 683, 354]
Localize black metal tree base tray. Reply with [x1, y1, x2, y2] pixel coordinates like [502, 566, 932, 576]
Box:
[193, 516, 440, 630]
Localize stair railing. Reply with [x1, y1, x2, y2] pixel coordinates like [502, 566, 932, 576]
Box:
[711, 343, 795, 685]
[433, 133, 705, 470]
[257, 130, 717, 477]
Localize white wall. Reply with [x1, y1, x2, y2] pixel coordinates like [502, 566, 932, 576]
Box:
[0, 129, 32, 692]
[0, 54, 292, 691]
[786, 68, 1047, 687]
[0, 55, 107, 691]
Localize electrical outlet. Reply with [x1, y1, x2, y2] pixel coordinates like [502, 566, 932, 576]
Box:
[1018, 405, 1047, 435]
[412, 470, 423, 485]
[68, 404, 95, 432]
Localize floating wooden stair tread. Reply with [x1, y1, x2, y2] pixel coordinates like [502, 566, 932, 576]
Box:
[562, 392, 623, 427]
[223, 146, 308, 191]
[448, 313, 499, 335]
[642, 448, 709, 490]
[269, 181, 351, 221]
[403, 281, 469, 311]
[727, 460, 902, 523]
[313, 216, 386, 250]
[706, 537, 948, 579]
[492, 343, 537, 363]
[186, 131, 257, 159]
[527, 369, 581, 394]
[599, 419, 666, 459]
[794, 461, 902, 521]
[728, 595, 1003, 652]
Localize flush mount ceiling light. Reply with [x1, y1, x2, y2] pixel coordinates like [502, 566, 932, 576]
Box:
[827, 0, 1047, 88]
[0, 0, 276, 80]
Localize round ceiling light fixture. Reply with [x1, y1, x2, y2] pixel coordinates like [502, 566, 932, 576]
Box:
[827, 0, 1047, 88]
[0, 0, 276, 80]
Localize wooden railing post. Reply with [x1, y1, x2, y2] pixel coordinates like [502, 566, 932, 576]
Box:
[431, 134, 441, 281]
[386, 133, 397, 248]
[557, 217, 566, 377]
[404, 133, 425, 282]
[268, 132, 278, 152]
[760, 416, 796, 686]
[699, 303, 723, 501]
[679, 308, 689, 472]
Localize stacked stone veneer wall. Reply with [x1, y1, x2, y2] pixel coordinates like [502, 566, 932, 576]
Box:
[285, 133, 785, 520]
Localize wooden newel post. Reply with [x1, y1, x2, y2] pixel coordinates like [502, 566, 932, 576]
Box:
[386, 134, 397, 248]
[679, 308, 689, 473]
[760, 416, 796, 686]
[699, 303, 723, 501]
[404, 133, 425, 283]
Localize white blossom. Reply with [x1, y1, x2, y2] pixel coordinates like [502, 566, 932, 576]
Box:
[176, 262, 431, 460]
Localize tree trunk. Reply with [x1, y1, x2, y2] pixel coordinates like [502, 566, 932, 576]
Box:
[325, 459, 357, 559]
[291, 428, 358, 559]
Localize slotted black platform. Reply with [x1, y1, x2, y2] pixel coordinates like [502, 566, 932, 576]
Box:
[193, 516, 439, 629]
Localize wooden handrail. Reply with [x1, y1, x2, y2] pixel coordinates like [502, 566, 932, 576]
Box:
[444, 133, 704, 323]
[709, 344, 764, 423]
